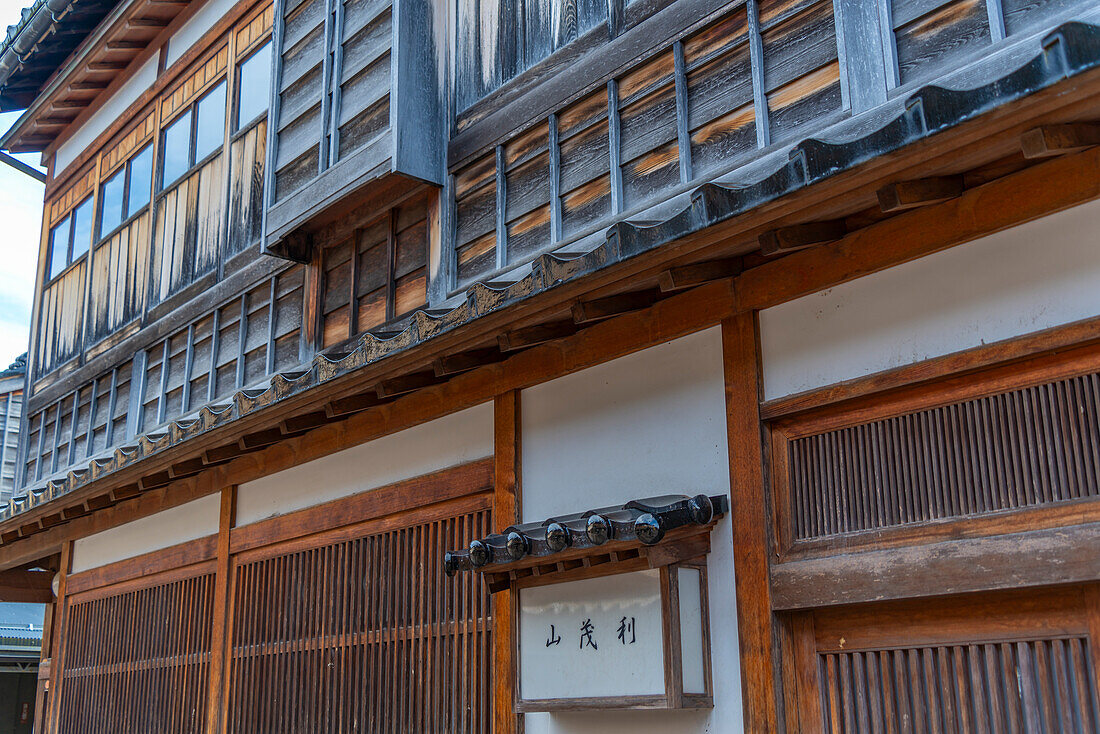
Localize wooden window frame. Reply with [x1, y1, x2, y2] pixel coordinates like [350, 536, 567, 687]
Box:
[95, 142, 155, 245]
[231, 40, 273, 137]
[30, 2, 276, 387]
[45, 197, 94, 286]
[766, 325, 1100, 564]
[157, 74, 231, 194]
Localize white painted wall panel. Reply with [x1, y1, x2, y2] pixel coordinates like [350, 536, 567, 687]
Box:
[760, 199, 1100, 400]
[71, 493, 220, 573]
[165, 0, 240, 67]
[521, 327, 742, 734]
[235, 403, 494, 526]
[54, 56, 158, 177]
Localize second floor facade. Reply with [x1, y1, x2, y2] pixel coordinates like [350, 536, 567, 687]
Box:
[1, 0, 1096, 495]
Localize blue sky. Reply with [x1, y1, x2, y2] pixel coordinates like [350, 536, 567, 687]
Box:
[0, 0, 47, 370]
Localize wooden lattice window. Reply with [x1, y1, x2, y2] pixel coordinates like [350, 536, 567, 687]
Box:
[786, 587, 1100, 734]
[58, 568, 215, 733]
[225, 498, 493, 733]
[771, 365, 1100, 549]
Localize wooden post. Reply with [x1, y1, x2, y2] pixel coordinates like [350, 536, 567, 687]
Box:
[206, 485, 237, 734]
[493, 392, 521, 734]
[721, 312, 780, 732]
[32, 600, 53, 734]
[45, 541, 72, 734]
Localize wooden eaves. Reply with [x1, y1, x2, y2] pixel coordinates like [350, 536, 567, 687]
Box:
[2, 22, 1100, 571]
[1, 0, 219, 155]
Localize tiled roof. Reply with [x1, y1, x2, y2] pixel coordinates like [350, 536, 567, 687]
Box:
[3, 21, 1100, 529]
[443, 494, 730, 576]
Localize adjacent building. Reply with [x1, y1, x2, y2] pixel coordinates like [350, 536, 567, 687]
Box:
[0, 0, 1097, 731]
[0, 356, 25, 506]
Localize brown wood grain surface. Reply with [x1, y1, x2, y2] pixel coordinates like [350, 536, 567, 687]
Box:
[722, 313, 780, 732]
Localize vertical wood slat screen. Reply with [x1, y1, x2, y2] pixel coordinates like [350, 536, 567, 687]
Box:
[226, 506, 493, 733]
[58, 572, 215, 734]
[783, 370, 1100, 542]
[819, 636, 1100, 733]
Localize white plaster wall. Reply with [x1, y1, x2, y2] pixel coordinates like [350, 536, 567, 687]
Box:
[165, 0, 240, 68]
[521, 327, 742, 734]
[760, 198, 1100, 400]
[54, 56, 158, 177]
[235, 403, 494, 526]
[71, 493, 220, 573]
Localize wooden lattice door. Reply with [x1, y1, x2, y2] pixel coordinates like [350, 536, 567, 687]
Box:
[224, 497, 494, 733]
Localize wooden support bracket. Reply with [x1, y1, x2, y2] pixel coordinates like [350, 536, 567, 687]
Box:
[325, 392, 384, 418]
[498, 320, 578, 352]
[1021, 123, 1100, 159]
[658, 259, 743, 292]
[433, 347, 505, 376]
[758, 220, 847, 256]
[376, 370, 447, 398]
[877, 176, 965, 212]
[572, 289, 660, 324]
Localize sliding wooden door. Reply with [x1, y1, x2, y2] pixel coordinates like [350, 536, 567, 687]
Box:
[49, 459, 495, 733]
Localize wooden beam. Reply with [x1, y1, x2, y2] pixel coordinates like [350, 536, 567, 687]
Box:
[737, 145, 1100, 311]
[771, 523, 1100, 610]
[1021, 123, 1100, 159]
[571, 289, 659, 324]
[0, 567, 53, 603]
[205, 486, 236, 734]
[325, 392, 384, 418]
[433, 347, 505, 376]
[104, 39, 146, 50]
[375, 370, 447, 398]
[0, 279, 736, 571]
[722, 313, 779, 732]
[758, 220, 847, 256]
[658, 258, 742, 292]
[45, 541, 71, 734]
[493, 392, 520, 734]
[876, 175, 964, 212]
[87, 60, 130, 72]
[498, 320, 578, 352]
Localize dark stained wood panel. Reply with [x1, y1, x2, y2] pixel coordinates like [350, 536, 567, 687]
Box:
[23, 265, 303, 479]
[89, 213, 152, 344]
[151, 154, 227, 305]
[818, 637, 1099, 733]
[37, 262, 88, 377]
[447, 0, 845, 288]
[783, 370, 1100, 542]
[320, 194, 429, 346]
[58, 571, 215, 734]
[228, 120, 269, 257]
[893, 0, 993, 87]
[225, 506, 493, 734]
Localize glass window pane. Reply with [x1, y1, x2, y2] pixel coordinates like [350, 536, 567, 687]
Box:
[99, 170, 125, 237]
[127, 144, 154, 215]
[236, 43, 271, 129]
[162, 110, 192, 188]
[49, 218, 71, 279]
[195, 81, 227, 161]
[71, 197, 94, 260]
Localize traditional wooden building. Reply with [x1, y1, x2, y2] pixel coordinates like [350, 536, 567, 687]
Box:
[0, 0, 1099, 729]
[0, 356, 25, 506]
